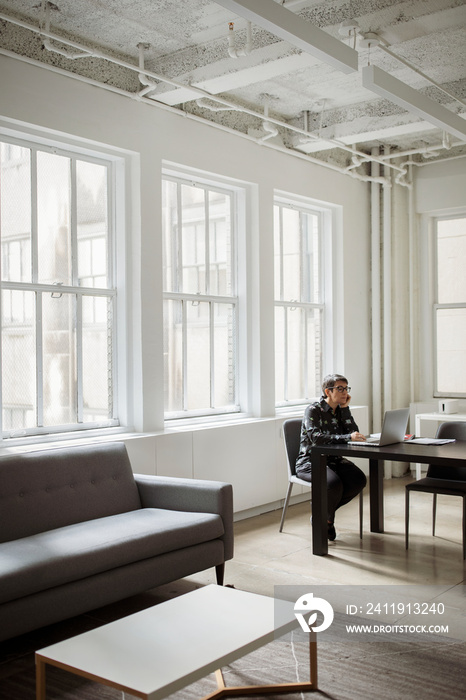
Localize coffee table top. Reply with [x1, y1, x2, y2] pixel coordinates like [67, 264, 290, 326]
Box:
[36, 585, 298, 700]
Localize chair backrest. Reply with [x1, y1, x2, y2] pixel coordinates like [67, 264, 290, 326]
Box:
[427, 421, 466, 480]
[282, 418, 303, 479]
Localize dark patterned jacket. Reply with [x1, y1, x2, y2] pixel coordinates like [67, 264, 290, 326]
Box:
[295, 397, 359, 474]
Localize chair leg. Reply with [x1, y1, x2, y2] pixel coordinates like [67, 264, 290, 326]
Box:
[432, 493, 437, 536]
[405, 488, 410, 550]
[463, 496, 466, 560]
[279, 482, 294, 532]
[359, 490, 363, 539]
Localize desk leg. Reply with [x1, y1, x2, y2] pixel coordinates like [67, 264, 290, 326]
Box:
[312, 453, 328, 556]
[36, 657, 46, 700]
[369, 459, 384, 533]
[309, 631, 318, 688]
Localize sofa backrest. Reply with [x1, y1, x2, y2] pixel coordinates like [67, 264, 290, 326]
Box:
[0, 442, 142, 543]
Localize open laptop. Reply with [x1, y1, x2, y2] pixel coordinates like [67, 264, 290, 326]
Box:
[352, 407, 410, 446]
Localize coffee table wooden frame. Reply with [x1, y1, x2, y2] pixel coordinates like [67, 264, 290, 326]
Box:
[36, 636, 317, 700]
[204, 640, 317, 700]
[35, 586, 318, 700]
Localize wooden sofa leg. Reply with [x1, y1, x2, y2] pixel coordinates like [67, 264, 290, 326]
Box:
[216, 563, 225, 586]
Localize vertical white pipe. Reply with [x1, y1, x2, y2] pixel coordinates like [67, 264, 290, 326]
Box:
[371, 147, 382, 433]
[383, 146, 392, 414]
[408, 163, 416, 404]
[382, 148, 392, 479]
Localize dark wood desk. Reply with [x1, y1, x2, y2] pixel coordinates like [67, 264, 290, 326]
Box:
[310, 440, 466, 555]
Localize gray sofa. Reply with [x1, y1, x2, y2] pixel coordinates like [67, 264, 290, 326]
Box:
[0, 441, 233, 642]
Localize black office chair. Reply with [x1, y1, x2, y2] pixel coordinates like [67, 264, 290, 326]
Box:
[405, 421, 466, 559]
[279, 417, 363, 538]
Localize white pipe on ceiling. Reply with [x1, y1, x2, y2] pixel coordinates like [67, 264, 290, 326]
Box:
[0, 11, 422, 175]
[2, 11, 463, 176]
[214, 0, 358, 74]
[0, 47, 381, 184]
[228, 21, 252, 58]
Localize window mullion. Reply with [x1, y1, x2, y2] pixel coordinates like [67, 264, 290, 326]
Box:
[108, 296, 115, 419]
[176, 183, 183, 293]
[300, 211, 305, 302]
[106, 164, 114, 288]
[279, 205, 284, 301]
[210, 301, 215, 408]
[182, 299, 188, 411]
[303, 308, 308, 399]
[31, 148, 38, 283]
[230, 194, 236, 295]
[71, 160, 82, 423]
[434, 302, 466, 310]
[32, 150, 43, 428]
[316, 211, 322, 304]
[70, 159, 78, 285]
[76, 293, 83, 422]
[36, 291, 44, 428]
[204, 189, 210, 295]
[283, 305, 289, 402]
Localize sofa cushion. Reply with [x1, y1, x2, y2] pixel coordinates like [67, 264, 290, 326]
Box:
[0, 442, 141, 543]
[0, 508, 224, 604]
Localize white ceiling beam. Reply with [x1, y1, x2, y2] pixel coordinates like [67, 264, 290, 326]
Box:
[362, 65, 466, 143]
[214, 0, 358, 74]
[150, 51, 319, 106]
[297, 121, 440, 154]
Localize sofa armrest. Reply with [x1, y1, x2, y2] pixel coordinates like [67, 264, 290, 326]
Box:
[134, 475, 234, 560]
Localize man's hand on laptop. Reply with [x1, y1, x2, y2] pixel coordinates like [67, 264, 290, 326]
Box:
[351, 432, 366, 442]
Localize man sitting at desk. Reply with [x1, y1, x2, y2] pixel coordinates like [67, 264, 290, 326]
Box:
[296, 373, 367, 541]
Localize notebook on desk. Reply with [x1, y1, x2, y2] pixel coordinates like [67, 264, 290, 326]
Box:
[351, 407, 410, 446]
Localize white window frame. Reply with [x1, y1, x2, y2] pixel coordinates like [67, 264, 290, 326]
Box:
[0, 126, 127, 442]
[162, 166, 247, 421]
[432, 213, 466, 398]
[274, 193, 334, 408]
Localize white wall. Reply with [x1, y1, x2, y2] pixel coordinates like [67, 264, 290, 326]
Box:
[415, 158, 466, 214]
[122, 403, 369, 517]
[0, 55, 372, 515]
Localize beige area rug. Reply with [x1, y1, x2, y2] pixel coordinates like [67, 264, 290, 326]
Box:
[1, 631, 465, 700]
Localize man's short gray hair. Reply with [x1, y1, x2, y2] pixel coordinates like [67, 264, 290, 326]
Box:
[321, 373, 348, 396]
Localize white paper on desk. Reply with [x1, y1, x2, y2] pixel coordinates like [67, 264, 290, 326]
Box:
[408, 438, 456, 445]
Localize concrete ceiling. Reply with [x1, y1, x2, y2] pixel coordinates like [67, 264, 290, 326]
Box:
[1, 0, 466, 170]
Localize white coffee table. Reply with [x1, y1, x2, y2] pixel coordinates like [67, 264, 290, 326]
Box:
[35, 584, 317, 700]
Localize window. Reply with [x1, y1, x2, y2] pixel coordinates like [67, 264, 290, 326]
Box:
[434, 215, 466, 396]
[274, 198, 324, 406]
[162, 174, 239, 418]
[0, 137, 118, 437]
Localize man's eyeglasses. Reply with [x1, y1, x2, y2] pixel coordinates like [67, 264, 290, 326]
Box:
[329, 386, 350, 393]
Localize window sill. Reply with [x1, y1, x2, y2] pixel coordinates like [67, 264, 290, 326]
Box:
[0, 426, 137, 457]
